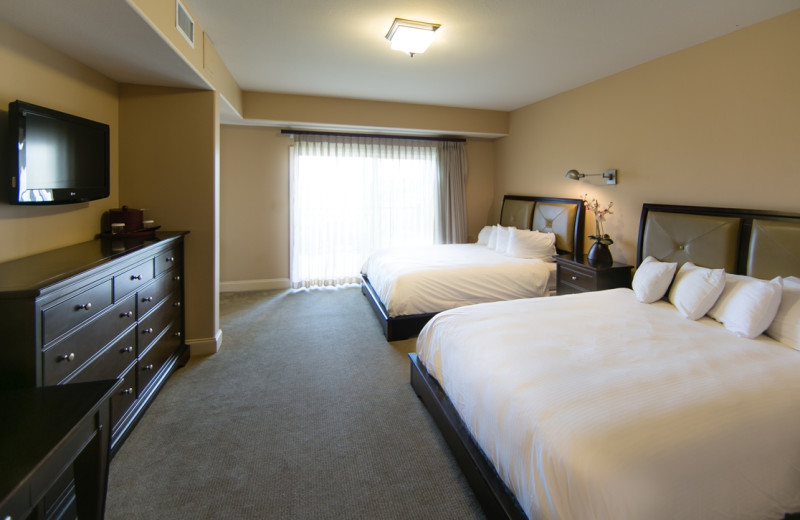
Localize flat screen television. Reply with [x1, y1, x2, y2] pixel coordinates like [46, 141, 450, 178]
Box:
[7, 100, 110, 205]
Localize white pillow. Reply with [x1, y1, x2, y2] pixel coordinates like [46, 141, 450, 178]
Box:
[707, 274, 783, 338]
[494, 225, 511, 253]
[632, 256, 677, 303]
[767, 276, 800, 350]
[505, 228, 556, 259]
[476, 225, 493, 245]
[668, 262, 726, 320]
[486, 225, 499, 249]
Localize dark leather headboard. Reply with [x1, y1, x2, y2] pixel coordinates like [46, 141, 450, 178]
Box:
[499, 195, 585, 255]
[637, 204, 800, 279]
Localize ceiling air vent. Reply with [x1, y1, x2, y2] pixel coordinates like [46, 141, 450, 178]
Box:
[176, 0, 195, 48]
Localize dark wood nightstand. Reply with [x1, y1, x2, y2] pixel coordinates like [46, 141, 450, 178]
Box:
[555, 254, 633, 295]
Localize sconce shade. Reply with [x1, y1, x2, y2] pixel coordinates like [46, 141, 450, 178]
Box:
[565, 169, 584, 180]
[386, 18, 441, 57]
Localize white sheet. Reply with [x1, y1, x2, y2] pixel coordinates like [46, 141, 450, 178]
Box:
[417, 289, 800, 520]
[361, 244, 555, 317]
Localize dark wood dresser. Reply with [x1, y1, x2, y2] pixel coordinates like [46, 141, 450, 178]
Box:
[0, 232, 188, 451]
[555, 254, 632, 295]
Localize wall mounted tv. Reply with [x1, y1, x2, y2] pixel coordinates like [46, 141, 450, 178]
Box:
[8, 100, 110, 205]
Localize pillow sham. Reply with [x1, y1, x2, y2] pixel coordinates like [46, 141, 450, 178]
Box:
[707, 274, 782, 338]
[494, 225, 511, 253]
[767, 276, 800, 350]
[668, 262, 726, 320]
[505, 228, 556, 259]
[486, 225, 499, 249]
[632, 256, 677, 303]
[476, 225, 493, 245]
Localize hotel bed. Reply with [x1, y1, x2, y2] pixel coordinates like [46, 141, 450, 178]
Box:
[361, 195, 585, 340]
[410, 203, 800, 520]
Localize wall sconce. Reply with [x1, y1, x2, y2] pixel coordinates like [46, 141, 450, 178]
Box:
[385, 18, 441, 57]
[565, 169, 618, 185]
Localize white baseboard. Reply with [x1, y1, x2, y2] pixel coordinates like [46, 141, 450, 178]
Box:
[219, 278, 291, 293]
[187, 328, 223, 356]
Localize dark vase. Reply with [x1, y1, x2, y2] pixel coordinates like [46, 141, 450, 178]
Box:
[587, 241, 613, 267]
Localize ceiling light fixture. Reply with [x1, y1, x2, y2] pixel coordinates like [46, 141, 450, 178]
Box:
[385, 18, 441, 57]
[565, 169, 618, 185]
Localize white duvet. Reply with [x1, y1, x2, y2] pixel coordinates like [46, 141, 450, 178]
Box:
[361, 244, 555, 317]
[417, 288, 800, 520]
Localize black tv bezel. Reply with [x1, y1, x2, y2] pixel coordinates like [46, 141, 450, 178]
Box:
[8, 100, 110, 205]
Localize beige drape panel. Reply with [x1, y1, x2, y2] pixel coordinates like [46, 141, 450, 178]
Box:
[436, 141, 469, 244]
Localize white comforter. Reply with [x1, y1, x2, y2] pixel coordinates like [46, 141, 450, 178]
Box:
[361, 244, 555, 317]
[417, 288, 800, 520]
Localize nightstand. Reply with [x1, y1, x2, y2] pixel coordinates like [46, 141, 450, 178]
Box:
[555, 254, 633, 295]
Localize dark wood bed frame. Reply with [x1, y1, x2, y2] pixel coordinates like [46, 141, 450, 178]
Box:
[362, 195, 586, 341]
[410, 202, 800, 520]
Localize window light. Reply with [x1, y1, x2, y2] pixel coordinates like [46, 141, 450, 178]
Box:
[385, 18, 441, 57]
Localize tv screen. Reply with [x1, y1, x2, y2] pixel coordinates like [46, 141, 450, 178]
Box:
[8, 100, 110, 205]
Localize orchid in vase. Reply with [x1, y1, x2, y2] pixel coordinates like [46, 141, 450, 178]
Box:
[583, 195, 614, 245]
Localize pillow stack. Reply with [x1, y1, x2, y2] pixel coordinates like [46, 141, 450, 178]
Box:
[632, 257, 798, 343]
[479, 225, 557, 260]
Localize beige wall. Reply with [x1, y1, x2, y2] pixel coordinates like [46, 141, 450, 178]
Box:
[219, 127, 496, 289]
[495, 10, 800, 266]
[119, 85, 221, 355]
[0, 21, 119, 262]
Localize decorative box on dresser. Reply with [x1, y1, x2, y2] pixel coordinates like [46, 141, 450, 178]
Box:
[0, 232, 188, 520]
[555, 254, 633, 295]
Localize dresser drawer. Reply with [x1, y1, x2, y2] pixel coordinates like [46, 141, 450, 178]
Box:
[42, 295, 137, 385]
[137, 271, 181, 318]
[138, 292, 182, 355]
[67, 327, 136, 384]
[156, 247, 181, 276]
[42, 280, 113, 345]
[558, 264, 595, 292]
[111, 365, 138, 428]
[114, 259, 154, 300]
[137, 319, 181, 393]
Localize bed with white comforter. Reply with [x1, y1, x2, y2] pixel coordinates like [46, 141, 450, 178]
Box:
[417, 288, 800, 520]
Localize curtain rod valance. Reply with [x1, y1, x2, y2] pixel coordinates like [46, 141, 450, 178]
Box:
[280, 129, 466, 143]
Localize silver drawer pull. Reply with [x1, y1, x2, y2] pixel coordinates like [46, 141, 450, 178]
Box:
[76, 302, 92, 311]
[142, 296, 153, 302]
[142, 327, 154, 334]
[58, 352, 76, 362]
[173, 301, 181, 307]
[166, 256, 175, 262]
[121, 346, 134, 353]
[173, 275, 181, 281]
[173, 331, 182, 338]
[120, 311, 133, 318]
[131, 274, 143, 281]
[121, 387, 134, 395]
[571, 276, 578, 281]
[142, 364, 154, 371]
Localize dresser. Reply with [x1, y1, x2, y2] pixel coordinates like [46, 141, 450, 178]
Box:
[555, 254, 633, 295]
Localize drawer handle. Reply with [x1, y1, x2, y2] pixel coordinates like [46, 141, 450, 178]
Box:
[76, 302, 92, 311]
[121, 387, 134, 395]
[142, 327, 154, 334]
[142, 364, 154, 371]
[173, 275, 181, 281]
[173, 301, 181, 308]
[120, 311, 133, 318]
[571, 276, 579, 281]
[58, 352, 76, 362]
[121, 346, 134, 353]
[166, 256, 175, 262]
[173, 331, 182, 338]
[142, 296, 153, 302]
[131, 274, 143, 281]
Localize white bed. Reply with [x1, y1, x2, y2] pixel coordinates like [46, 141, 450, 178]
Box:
[409, 203, 800, 520]
[417, 288, 800, 520]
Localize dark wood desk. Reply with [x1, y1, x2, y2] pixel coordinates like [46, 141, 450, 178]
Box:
[0, 380, 120, 520]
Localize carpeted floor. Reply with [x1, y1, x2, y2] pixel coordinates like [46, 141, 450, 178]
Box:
[105, 287, 485, 519]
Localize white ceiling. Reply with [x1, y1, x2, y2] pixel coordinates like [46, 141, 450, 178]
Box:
[1, 0, 797, 113]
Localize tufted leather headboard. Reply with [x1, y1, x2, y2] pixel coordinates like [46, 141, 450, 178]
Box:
[499, 195, 585, 255]
[637, 204, 800, 279]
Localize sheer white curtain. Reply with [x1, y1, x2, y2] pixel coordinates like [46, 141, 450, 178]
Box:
[289, 134, 441, 289]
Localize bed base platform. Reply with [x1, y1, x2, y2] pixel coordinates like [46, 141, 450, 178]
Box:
[409, 353, 527, 520]
[361, 274, 435, 341]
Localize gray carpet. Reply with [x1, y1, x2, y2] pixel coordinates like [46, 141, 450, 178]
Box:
[105, 288, 485, 519]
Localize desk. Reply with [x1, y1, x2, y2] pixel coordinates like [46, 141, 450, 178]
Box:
[0, 380, 120, 520]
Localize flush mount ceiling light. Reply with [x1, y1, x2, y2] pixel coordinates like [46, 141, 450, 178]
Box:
[385, 18, 441, 57]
